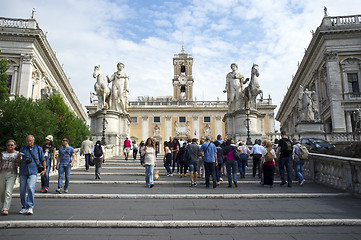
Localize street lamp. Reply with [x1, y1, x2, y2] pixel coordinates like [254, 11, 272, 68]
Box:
[246, 106, 252, 145]
[101, 109, 107, 145]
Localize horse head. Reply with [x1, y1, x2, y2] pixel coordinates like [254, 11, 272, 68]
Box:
[252, 64, 259, 77]
[93, 65, 102, 79]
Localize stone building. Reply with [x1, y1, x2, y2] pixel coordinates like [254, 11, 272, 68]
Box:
[127, 46, 277, 150]
[0, 14, 86, 121]
[276, 14, 361, 141]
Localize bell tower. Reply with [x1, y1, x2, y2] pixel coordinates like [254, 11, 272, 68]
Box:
[172, 45, 194, 100]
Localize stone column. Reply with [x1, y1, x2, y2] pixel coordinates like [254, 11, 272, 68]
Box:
[18, 53, 34, 98]
[325, 52, 346, 132]
[215, 116, 223, 137]
[141, 116, 149, 141]
[345, 111, 352, 133]
[165, 116, 172, 139]
[192, 116, 199, 138]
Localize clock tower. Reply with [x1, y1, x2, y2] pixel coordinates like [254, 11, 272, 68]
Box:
[173, 45, 194, 100]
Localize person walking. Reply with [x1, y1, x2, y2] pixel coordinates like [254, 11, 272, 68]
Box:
[163, 144, 172, 176]
[277, 131, 293, 187]
[0, 140, 21, 215]
[92, 140, 105, 180]
[200, 137, 218, 188]
[250, 139, 264, 179]
[40, 135, 56, 193]
[292, 138, 307, 186]
[237, 141, 250, 178]
[185, 138, 200, 187]
[19, 135, 46, 215]
[80, 136, 93, 171]
[132, 140, 138, 160]
[222, 140, 238, 188]
[214, 141, 224, 185]
[261, 141, 276, 187]
[56, 138, 75, 194]
[178, 142, 188, 178]
[141, 138, 157, 188]
[123, 137, 131, 160]
[171, 138, 180, 174]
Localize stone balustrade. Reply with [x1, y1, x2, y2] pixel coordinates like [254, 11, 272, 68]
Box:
[322, 15, 361, 27]
[129, 100, 227, 108]
[0, 17, 37, 29]
[325, 133, 361, 142]
[305, 153, 361, 195]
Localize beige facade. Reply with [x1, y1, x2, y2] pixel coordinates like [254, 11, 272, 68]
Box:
[128, 47, 277, 149]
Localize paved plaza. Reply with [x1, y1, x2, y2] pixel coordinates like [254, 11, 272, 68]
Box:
[1, 155, 361, 239]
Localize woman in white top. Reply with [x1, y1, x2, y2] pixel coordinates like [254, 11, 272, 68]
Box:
[141, 138, 157, 188]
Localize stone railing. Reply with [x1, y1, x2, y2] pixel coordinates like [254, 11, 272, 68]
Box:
[0, 17, 37, 29]
[322, 15, 361, 27]
[325, 133, 361, 142]
[304, 153, 361, 195]
[129, 100, 227, 108]
[343, 92, 361, 100]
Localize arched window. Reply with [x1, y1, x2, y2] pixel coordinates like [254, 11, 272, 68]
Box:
[181, 65, 186, 74]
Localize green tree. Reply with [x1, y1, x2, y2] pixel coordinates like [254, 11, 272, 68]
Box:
[0, 96, 58, 151]
[0, 51, 10, 101]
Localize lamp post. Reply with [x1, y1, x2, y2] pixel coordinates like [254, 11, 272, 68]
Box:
[101, 109, 107, 145]
[246, 106, 252, 145]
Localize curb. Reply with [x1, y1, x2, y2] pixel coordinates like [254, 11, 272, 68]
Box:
[1, 219, 361, 228]
[12, 192, 351, 199]
[44, 180, 283, 184]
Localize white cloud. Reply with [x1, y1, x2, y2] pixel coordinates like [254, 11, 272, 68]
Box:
[1, 0, 360, 131]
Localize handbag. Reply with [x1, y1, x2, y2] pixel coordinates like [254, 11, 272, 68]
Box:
[89, 156, 94, 166]
[27, 146, 45, 173]
[153, 168, 159, 180]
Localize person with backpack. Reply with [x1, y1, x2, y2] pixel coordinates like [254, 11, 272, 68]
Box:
[292, 138, 308, 186]
[277, 131, 293, 187]
[56, 138, 75, 194]
[261, 141, 277, 187]
[92, 140, 105, 180]
[222, 139, 238, 188]
[214, 141, 224, 185]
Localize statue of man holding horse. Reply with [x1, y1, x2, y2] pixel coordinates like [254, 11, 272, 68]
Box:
[224, 63, 249, 112]
[107, 62, 129, 113]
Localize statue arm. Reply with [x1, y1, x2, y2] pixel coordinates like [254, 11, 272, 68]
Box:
[223, 79, 229, 93]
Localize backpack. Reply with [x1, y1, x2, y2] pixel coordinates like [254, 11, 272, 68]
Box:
[264, 150, 274, 163]
[298, 144, 308, 160]
[94, 144, 103, 157]
[281, 139, 293, 155]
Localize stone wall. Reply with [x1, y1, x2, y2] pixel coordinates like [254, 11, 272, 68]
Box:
[304, 153, 361, 196]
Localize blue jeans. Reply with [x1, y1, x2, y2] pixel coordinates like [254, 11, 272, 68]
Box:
[58, 164, 71, 189]
[226, 159, 238, 186]
[41, 160, 51, 188]
[145, 165, 154, 186]
[238, 153, 248, 177]
[295, 159, 305, 182]
[279, 156, 292, 186]
[19, 174, 37, 209]
[85, 154, 91, 170]
[204, 162, 216, 187]
[164, 162, 171, 174]
[215, 161, 223, 182]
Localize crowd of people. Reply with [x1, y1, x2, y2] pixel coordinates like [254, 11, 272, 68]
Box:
[135, 131, 308, 189]
[0, 131, 308, 216]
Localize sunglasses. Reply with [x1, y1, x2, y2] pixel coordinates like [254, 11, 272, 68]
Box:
[7, 144, 14, 146]
[62, 139, 68, 142]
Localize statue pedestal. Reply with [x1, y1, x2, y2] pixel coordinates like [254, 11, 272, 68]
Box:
[89, 109, 131, 155]
[295, 121, 325, 139]
[224, 109, 265, 143]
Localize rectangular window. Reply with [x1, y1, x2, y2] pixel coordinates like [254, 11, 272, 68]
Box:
[179, 117, 186, 123]
[348, 73, 360, 93]
[7, 75, 12, 93]
[204, 116, 211, 123]
[131, 117, 137, 123]
[153, 116, 160, 123]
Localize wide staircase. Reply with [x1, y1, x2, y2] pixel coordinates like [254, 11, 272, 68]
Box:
[2, 154, 361, 239]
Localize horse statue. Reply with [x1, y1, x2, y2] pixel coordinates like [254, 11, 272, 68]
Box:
[92, 65, 111, 110]
[243, 64, 263, 110]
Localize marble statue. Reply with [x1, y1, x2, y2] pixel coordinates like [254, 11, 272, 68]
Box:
[224, 63, 249, 112]
[153, 125, 160, 136]
[354, 105, 361, 131]
[107, 62, 129, 113]
[298, 85, 317, 121]
[243, 64, 263, 110]
[92, 65, 111, 110]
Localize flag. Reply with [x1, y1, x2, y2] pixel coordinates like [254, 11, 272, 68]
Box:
[194, 130, 197, 136]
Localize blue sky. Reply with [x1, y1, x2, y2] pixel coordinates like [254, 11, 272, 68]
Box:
[1, 0, 360, 129]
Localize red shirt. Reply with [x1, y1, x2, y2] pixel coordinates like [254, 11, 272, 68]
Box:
[124, 140, 131, 148]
